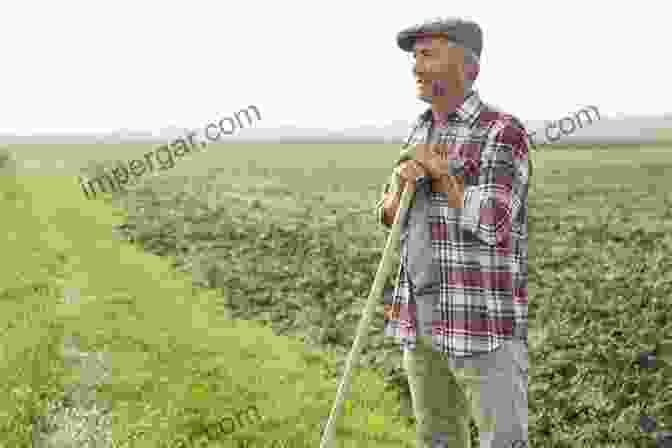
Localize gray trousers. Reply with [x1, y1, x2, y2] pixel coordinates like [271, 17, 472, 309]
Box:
[403, 297, 529, 448]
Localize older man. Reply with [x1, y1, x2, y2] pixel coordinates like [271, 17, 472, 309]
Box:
[375, 17, 531, 448]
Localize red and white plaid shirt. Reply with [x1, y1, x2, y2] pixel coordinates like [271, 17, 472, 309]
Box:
[375, 90, 531, 357]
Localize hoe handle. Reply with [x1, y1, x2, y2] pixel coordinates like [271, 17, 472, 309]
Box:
[319, 185, 414, 448]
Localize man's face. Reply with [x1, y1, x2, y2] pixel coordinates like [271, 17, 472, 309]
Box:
[412, 35, 467, 104]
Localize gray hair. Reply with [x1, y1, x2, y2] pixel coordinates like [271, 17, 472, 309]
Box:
[443, 39, 480, 66]
[443, 40, 479, 93]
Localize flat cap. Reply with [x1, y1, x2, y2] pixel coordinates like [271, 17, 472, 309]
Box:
[397, 17, 482, 58]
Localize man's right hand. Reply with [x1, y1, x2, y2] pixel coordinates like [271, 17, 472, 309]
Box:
[381, 159, 428, 227]
[398, 159, 428, 194]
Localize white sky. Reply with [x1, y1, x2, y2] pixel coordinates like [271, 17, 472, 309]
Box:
[1, 0, 669, 134]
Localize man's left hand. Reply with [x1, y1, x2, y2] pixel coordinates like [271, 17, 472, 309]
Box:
[413, 142, 465, 207]
[435, 175, 465, 208]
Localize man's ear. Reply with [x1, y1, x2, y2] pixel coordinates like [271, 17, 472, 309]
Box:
[455, 47, 467, 84]
[464, 61, 479, 82]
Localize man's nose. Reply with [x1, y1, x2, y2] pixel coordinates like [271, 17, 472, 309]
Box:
[413, 60, 429, 77]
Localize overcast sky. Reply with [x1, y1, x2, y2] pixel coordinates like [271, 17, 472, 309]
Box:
[2, 1, 669, 134]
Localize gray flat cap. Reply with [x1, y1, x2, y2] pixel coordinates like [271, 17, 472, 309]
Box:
[397, 17, 482, 58]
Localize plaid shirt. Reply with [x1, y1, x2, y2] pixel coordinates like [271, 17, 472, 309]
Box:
[375, 90, 531, 357]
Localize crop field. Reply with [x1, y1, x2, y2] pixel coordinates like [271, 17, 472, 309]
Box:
[1, 142, 671, 447]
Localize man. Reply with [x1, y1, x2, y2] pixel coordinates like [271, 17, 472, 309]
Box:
[375, 17, 531, 448]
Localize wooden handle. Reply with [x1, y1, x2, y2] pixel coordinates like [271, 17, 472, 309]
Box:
[319, 185, 415, 448]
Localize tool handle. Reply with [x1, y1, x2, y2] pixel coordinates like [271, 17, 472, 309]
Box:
[319, 184, 415, 448]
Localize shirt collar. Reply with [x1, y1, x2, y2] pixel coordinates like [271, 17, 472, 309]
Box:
[424, 90, 484, 127]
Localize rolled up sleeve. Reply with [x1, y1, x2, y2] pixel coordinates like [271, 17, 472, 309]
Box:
[458, 121, 531, 246]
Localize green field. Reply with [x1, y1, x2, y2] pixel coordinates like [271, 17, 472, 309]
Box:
[1, 143, 671, 447]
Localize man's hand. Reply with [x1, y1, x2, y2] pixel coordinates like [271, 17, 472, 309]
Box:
[415, 142, 451, 179]
[414, 142, 465, 207]
[446, 175, 465, 208]
[398, 159, 428, 194]
[381, 157, 464, 227]
[434, 174, 465, 208]
[384, 304, 399, 321]
[380, 159, 427, 227]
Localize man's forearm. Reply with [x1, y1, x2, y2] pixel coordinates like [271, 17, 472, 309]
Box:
[382, 191, 401, 227]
